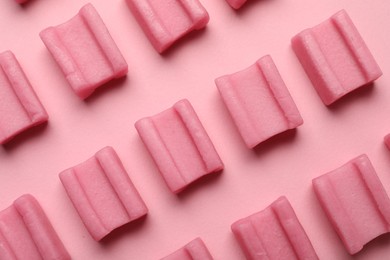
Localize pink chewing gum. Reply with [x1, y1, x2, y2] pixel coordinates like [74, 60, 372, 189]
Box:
[0, 51, 48, 144]
[160, 238, 213, 260]
[384, 134, 390, 150]
[15, 0, 28, 4]
[292, 10, 382, 105]
[231, 196, 318, 260]
[0, 194, 70, 260]
[215, 55, 303, 148]
[135, 99, 223, 194]
[40, 3, 128, 99]
[312, 154, 390, 254]
[226, 0, 247, 10]
[59, 146, 148, 241]
[126, 0, 209, 53]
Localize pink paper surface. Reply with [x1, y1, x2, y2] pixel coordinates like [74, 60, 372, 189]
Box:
[1, 0, 390, 259]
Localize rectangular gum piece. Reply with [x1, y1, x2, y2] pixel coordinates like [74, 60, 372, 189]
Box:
[291, 10, 382, 105]
[312, 154, 390, 254]
[226, 0, 247, 9]
[135, 99, 223, 194]
[0, 194, 70, 260]
[0, 51, 48, 144]
[59, 146, 148, 241]
[215, 55, 303, 149]
[40, 3, 128, 99]
[126, 0, 209, 53]
[231, 196, 318, 260]
[160, 238, 213, 260]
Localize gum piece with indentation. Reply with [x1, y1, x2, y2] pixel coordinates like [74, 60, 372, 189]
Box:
[215, 55, 303, 149]
[161, 238, 213, 260]
[135, 99, 223, 194]
[126, 0, 209, 53]
[59, 146, 148, 241]
[226, 0, 247, 9]
[0, 194, 70, 260]
[312, 154, 390, 254]
[292, 10, 382, 105]
[231, 196, 318, 260]
[40, 3, 128, 99]
[0, 51, 48, 144]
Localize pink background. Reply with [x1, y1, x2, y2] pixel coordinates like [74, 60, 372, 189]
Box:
[1, 0, 390, 259]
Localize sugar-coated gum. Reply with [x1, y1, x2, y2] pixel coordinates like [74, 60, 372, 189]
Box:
[384, 134, 390, 150]
[160, 238, 213, 260]
[14, 0, 28, 4]
[135, 99, 223, 193]
[0, 51, 48, 144]
[292, 10, 382, 105]
[40, 3, 128, 99]
[231, 196, 318, 260]
[126, 0, 209, 53]
[59, 146, 148, 241]
[313, 154, 390, 254]
[226, 0, 247, 9]
[216, 55, 303, 148]
[0, 194, 70, 260]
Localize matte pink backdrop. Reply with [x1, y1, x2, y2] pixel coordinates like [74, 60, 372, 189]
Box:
[1, 0, 390, 259]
